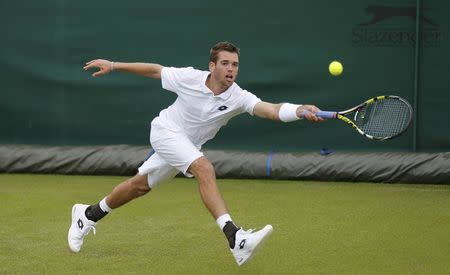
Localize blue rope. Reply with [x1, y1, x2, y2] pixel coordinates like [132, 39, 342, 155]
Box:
[266, 151, 273, 177]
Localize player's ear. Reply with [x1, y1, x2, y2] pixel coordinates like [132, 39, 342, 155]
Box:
[208, 61, 215, 72]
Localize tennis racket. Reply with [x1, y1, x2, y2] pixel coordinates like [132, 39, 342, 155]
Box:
[313, 95, 413, 140]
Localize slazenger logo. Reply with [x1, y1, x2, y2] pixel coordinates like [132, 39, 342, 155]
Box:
[352, 5, 442, 47]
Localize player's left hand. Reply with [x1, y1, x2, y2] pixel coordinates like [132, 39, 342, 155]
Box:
[83, 59, 114, 77]
[298, 105, 325, 122]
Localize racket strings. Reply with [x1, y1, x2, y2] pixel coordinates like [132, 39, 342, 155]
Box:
[355, 98, 411, 138]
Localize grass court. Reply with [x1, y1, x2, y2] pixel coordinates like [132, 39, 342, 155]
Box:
[1, 174, 449, 274]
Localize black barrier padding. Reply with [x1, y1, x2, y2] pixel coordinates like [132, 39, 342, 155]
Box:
[0, 145, 449, 184]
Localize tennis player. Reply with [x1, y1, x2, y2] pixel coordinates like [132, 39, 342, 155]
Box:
[68, 41, 322, 266]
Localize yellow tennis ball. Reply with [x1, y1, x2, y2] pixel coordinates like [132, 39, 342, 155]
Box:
[329, 61, 343, 76]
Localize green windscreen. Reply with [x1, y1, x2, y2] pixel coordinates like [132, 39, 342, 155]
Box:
[1, 0, 448, 152]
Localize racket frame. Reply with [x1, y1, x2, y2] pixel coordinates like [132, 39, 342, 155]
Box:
[317, 95, 413, 140]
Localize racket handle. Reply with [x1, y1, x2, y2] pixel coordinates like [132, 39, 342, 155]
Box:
[316, 111, 337, 119]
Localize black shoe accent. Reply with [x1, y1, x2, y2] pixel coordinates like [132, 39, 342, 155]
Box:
[77, 219, 84, 230]
[223, 221, 239, 249]
[85, 204, 108, 222]
[239, 239, 246, 249]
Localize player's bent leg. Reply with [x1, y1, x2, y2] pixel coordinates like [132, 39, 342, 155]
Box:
[68, 155, 179, 253]
[68, 174, 150, 253]
[188, 156, 228, 219]
[188, 156, 273, 265]
[106, 174, 150, 209]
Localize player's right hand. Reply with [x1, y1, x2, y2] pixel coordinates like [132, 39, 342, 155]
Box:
[83, 59, 113, 77]
[299, 105, 325, 122]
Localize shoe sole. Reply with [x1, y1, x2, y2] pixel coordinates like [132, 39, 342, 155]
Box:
[239, 225, 273, 266]
[68, 204, 81, 253]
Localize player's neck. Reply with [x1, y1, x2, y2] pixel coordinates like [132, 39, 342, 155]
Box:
[205, 74, 228, 96]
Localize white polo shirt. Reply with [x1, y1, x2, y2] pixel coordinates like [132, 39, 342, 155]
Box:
[151, 66, 261, 147]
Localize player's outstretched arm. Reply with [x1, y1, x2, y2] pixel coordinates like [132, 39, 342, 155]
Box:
[83, 59, 163, 79]
[253, 101, 323, 122]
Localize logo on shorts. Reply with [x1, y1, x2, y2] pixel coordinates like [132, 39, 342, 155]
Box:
[218, 105, 228, 111]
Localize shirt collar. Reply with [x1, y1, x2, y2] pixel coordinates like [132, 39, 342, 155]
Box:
[203, 72, 233, 100]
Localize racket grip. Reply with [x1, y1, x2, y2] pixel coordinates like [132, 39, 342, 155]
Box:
[316, 111, 337, 119]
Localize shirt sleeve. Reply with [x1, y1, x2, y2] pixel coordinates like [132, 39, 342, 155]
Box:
[161, 66, 199, 94]
[240, 90, 262, 115]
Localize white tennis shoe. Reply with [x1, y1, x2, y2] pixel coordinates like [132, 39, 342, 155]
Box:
[231, 224, 273, 266]
[68, 204, 96, 253]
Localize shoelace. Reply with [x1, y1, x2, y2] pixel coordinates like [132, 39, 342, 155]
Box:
[241, 228, 254, 234]
[85, 224, 97, 235]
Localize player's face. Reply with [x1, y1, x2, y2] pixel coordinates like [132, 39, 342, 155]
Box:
[209, 51, 239, 88]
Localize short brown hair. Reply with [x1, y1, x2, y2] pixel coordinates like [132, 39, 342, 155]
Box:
[209, 41, 240, 63]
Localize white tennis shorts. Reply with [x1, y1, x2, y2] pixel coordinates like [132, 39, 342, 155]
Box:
[137, 123, 203, 188]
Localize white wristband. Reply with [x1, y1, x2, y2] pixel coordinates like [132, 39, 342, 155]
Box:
[279, 103, 301, 122]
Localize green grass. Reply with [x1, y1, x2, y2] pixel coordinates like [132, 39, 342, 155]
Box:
[1, 174, 449, 274]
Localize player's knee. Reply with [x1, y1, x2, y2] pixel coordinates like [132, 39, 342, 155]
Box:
[200, 160, 215, 174]
[133, 183, 150, 196]
[189, 157, 215, 177]
[130, 175, 151, 196]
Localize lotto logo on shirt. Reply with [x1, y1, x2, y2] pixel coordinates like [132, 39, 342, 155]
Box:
[218, 106, 228, 111]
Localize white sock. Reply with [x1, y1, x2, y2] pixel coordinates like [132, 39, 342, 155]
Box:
[216, 214, 232, 230]
[99, 197, 112, 213]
